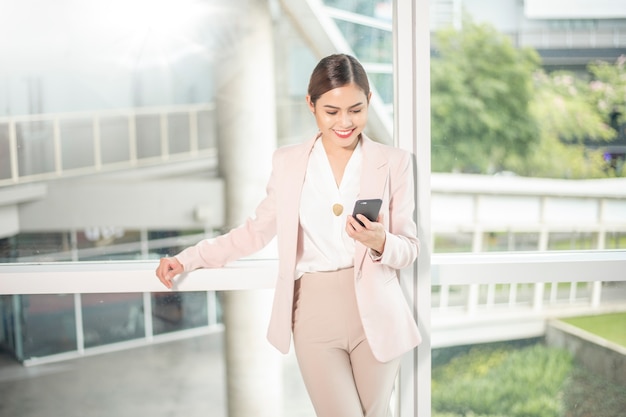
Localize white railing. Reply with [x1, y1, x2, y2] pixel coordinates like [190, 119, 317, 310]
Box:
[431, 174, 626, 253]
[431, 251, 626, 347]
[0, 103, 217, 187]
[2, 251, 625, 359]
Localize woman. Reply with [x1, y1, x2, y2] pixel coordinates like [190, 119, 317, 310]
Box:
[156, 53, 422, 417]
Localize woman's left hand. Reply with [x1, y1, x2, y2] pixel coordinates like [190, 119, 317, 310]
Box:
[346, 214, 386, 254]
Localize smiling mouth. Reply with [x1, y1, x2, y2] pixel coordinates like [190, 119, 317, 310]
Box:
[333, 128, 355, 139]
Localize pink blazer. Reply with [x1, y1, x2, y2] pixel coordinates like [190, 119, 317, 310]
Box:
[176, 133, 422, 362]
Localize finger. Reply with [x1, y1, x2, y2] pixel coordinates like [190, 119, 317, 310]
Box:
[350, 216, 364, 230]
[158, 270, 172, 289]
[156, 272, 171, 289]
[161, 277, 172, 289]
[156, 260, 171, 278]
[356, 214, 370, 228]
[345, 217, 358, 236]
[156, 259, 175, 289]
[167, 264, 183, 280]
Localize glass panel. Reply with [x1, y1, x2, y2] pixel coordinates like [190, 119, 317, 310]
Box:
[135, 114, 161, 159]
[325, 0, 391, 20]
[81, 293, 145, 348]
[445, 285, 469, 308]
[606, 231, 626, 249]
[20, 294, 76, 359]
[0, 1, 385, 415]
[434, 232, 473, 253]
[77, 229, 140, 261]
[368, 72, 393, 106]
[17, 120, 56, 176]
[483, 232, 541, 252]
[167, 112, 191, 154]
[432, 340, 626, 417]
[100, 116, 131, 164]
[1, 232, 70, 263]
[0, 123, 10, 180]
[335, 21, 393, 64]
[0, 296, 16, 353]
[60, 119, 95, 170]
[148, 229, 205, 258]
[429, 3, 626, 416]
[547, 232, 598, 250]
[151, 292, 209, 335]
[429, 1, 626, 258]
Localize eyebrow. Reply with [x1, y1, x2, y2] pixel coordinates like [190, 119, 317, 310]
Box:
[322, 102, 364, 110]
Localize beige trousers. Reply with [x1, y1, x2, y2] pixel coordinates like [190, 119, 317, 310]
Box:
[292, 268, 400, 417]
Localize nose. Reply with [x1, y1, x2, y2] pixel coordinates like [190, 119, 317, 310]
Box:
[339, 111, 352, 127]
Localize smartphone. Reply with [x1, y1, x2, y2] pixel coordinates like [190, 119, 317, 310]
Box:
[352, 199, 382, 227]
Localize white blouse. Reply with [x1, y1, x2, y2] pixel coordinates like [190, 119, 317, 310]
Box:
[296, 138, 362, 277]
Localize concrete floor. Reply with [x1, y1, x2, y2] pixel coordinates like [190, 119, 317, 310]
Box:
[0, 332, 315, 417]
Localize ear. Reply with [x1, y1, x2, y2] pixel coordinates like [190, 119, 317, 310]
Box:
[306, 95, 315, 113]
[367, 91, 372, 103]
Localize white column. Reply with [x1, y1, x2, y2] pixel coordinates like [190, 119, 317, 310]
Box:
[394, 0, 431, 416]
[215, 1, 283, 416]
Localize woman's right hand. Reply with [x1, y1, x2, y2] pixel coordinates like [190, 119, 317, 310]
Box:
[155, 257, 184, 289]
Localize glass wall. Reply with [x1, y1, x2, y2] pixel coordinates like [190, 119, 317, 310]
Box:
[427, 1, 626, 416]
[0, 1, 376, 416]
[0, 0, 284, 359]
[0, 0, 391, 352]
[1, 1, 624, 417]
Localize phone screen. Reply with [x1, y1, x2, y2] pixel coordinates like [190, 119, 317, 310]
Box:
[352, 199, 382, 226]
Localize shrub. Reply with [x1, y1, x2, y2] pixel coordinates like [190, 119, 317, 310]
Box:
[432, 343, 573, 417]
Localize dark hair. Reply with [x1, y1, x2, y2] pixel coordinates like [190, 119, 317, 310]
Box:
[307, 54, 370, 106]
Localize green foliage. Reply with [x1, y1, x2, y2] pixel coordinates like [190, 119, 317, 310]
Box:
[531, 71, 615, 144]
[434, 413, 506, 417]
[504, 70, 617, 178]
[431, 18, 540, 173]
[587, 55, 626, 125]
[430, 17, 626, 178]
[432, 344, 573, 417]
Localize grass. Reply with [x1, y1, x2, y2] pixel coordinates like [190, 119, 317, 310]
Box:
[432, 340, 626, 417]
[561, 312, 626, 347]
[432, 342, 573, 417]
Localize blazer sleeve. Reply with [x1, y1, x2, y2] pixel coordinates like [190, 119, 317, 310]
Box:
[174, 152, 280, 271]
[377, 150, 419, 269]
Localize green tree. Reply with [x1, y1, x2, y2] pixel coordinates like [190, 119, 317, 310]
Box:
[587, 56, 626, 176]
[431, 19, 540, 173]
[431, 20, 626, 178]
[588, 55, 626, 126]
[505, 70, 615, 178]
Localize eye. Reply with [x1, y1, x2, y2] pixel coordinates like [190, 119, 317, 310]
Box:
[326, 111, 338, 115]
[351, 109, 362, 113]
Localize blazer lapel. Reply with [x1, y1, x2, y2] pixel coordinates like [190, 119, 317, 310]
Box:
[278, 134, 319, 276]
[278, 133, 388, 276]
[359, 135, 389, 199]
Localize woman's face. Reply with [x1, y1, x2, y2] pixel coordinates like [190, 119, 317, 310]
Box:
[307, 83, 371, 152]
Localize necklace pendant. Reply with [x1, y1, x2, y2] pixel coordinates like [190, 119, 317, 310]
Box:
[332, 203, 343, 216]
